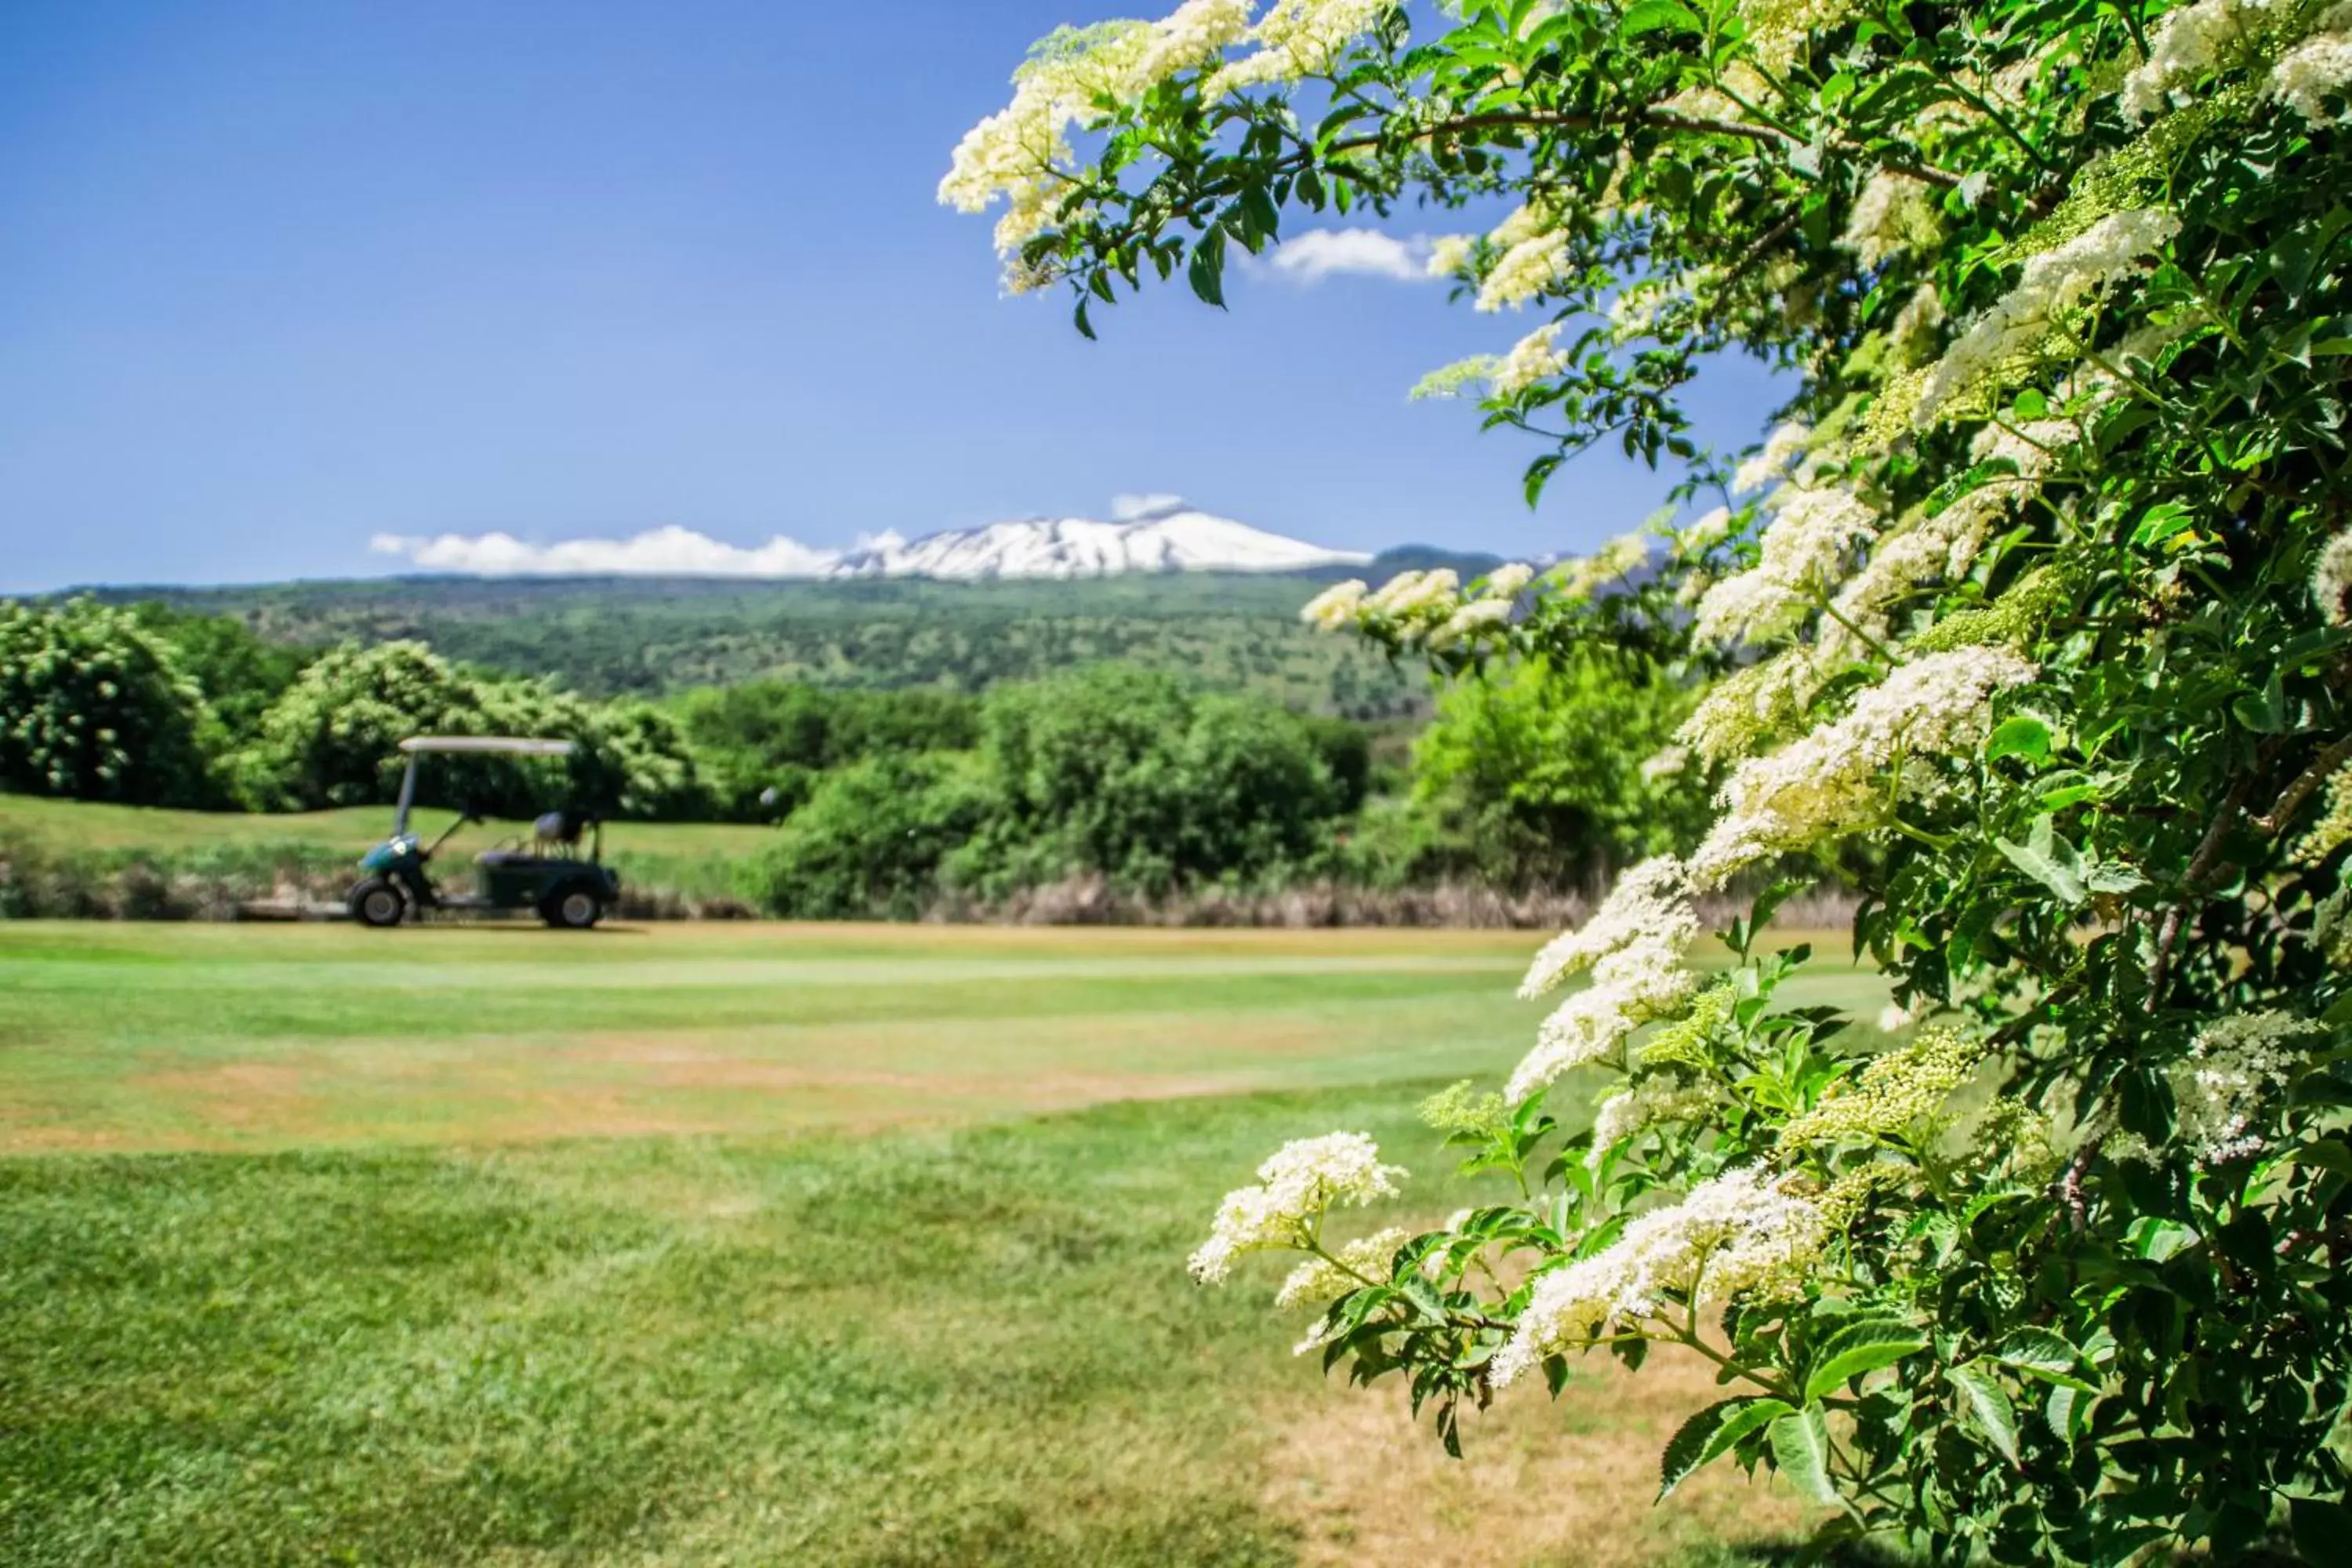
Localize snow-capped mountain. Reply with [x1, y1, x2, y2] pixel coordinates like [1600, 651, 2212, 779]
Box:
[370, 499, 1372, 581]
[831, 504, 1370, 580]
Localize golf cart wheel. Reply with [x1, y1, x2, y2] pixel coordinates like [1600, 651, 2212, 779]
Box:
[350, 878, 406, 928]
[544, 887, 603, 931]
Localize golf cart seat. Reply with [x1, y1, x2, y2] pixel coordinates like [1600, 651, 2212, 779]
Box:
[474, 811, 590, 866]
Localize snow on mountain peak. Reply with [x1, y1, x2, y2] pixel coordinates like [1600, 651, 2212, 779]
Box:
[371, 501, 1371, 582]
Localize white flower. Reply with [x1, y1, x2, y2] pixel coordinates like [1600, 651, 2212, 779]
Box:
[1731, 422, 1813, 495]
[1586, 1076, 1721, 1171]
[1189, 1132, 1407, 1283]
[1426, 234, 1476, 278]
[2122, 0, 2283, 120]
[1491, 322, 1570, 397]
[1425, 596, 1514, 649]
[1737, 0, 1869, 73]
[1639, 745, 1692, 784]
[1481, 561, 1537, 599]
[1493, 1167, 1830, 1385]
[1301, 579, 1368, 630]
[1508, 858, 1700, 1102]
[1275, 1226, 1410, 1309]
[1678, 648, 1827, 767]
[1689, 648, 2038, 886]
[1693, 486, 1878, 646]
[1876, 1003, 1917, 1033]
[2174, 1011, 2325, 1166]
[2313, 528, 2352, 625]
[1133, 0, 1257, 95]
[1681, 506, 1736, 550]
[1890, 284, 1947, 366]
[1206, 0, 1388, 97]
[2274, 30, 2352, 121]
[1476, 230, 1572, 312]
[1553, 532, 1650, 601]
[1915, 209, 2180, 426]
[1363, 567, 1459, 620]
[1839, 172, 1939, 268]
[1517, 856, 1697, 1000]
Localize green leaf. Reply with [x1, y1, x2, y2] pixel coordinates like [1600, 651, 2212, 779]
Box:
[1804, 1319, 1929, 1401]
[1996, 816, 2088, 905]
[2291, 1497, 2352, 1562]
[1767, 1407, 1843, 1507]
[1619, 0, 1700, 34]
[1948, 1363, 2021, 1465]
[1998, 1328, 2095, 1391]
[1185, 228, 1227, 309]
[1986, 715, 2052, 766]
[1659, 1397, 1793, 1499]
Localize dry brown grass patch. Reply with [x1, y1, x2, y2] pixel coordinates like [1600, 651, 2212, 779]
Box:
[1266, 1345, 1819, 1567]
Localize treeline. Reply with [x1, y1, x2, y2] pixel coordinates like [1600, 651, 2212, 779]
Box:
[1, 598, 1710, 920]
[100, 571, 1440, 717]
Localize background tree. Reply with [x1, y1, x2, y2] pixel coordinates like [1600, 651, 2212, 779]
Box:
[0, 601, 216, 807]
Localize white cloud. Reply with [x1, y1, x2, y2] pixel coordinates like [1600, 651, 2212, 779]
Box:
[368, 525, 840, 578]
[1109, 492, 1186, 521]
[1260, 228, 1436, 285]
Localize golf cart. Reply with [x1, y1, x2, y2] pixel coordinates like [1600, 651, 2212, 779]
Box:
[347, 737, 621, 930]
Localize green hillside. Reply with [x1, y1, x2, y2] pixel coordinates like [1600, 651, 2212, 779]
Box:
[92, 561, 1494, 714]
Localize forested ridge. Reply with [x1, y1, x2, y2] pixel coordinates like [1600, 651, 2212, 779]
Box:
[78, 550, 1498, 714]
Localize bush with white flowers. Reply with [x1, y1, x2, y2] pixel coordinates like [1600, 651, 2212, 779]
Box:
[949, 0, 2352, 1559]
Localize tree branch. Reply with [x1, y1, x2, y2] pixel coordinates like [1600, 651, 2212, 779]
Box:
[2252, 735, 2352, 838]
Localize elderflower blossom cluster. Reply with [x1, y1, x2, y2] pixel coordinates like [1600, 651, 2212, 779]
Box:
[2273, 24, 2352, 121]
[1363, 567, 1459, 620]
[2173, 1011, 2326, 1166]
[1692, 485, 1879, 645]
[1820, 419, 2081, 635]
[1587, 1075, 1721, 1170]
[1508, 858, 1700, 1102]
[1915, 209, 2181, 425]
[1731, 422, 1813, 495]
[1840, 173, 1941, 268]
[1189, 1132, 1406, 1283]
[1207, 0, 1389, 96]
[1689, 647, 2037, 886]
[1274, 1226, 1410, 1309]
[2122, 0, 2284, 120]
[1890, 285, 1947, 367]
[2292, 759, 2352, 866]
[1425, 234, 1476, 280]
[1300, 578, 1368, 630]
[1736, 0, 1870, 72]
[1425, 596, 1513, 649]
[2311, 526, 2352, 626]
[1491, 323, 1570, 397]
[1552, 532, 1650, 601]
[1493, 1167, 1831, 1385]
[1780, 1029, 1983, 1146]
[1639, 746, 1692, 784]
[1677, 648, 1825, 767]
[1476, 204, 1572, 311]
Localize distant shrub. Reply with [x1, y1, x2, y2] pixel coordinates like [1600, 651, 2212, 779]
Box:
[0, 600, 218, 807]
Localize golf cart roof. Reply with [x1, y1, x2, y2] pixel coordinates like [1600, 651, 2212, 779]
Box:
[398, 736, 575, 757]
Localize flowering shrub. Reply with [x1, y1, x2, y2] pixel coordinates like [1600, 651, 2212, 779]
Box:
[947, 0, 2352, 1559]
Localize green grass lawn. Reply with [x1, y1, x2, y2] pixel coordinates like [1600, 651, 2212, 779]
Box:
[0, 923, 1887, 1566]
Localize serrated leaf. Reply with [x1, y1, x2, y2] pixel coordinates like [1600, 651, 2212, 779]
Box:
[1948, 1362, 2021, 1465]
[1999, 1328, 2096, 1391]
[1804, 1319, 1929, 1401]
[1996, 816, 2088, 905]
[1185, 229, 1227, 308]
[1659, 1397, 1793, 1499]
[1767, 1407, 1842, 1506]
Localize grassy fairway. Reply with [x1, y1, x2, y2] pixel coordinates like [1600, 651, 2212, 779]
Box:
[0, 923, 1885, 1566]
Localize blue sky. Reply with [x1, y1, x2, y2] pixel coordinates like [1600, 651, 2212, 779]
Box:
[0, 0, 1786, 592]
